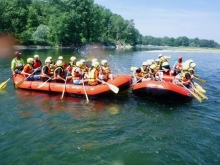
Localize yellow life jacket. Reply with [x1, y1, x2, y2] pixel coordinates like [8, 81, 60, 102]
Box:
[101, 66, 110, 76]
[54, 67, 64, 79]
[138, 67, 148, 77]
[88, 68, 98, 85]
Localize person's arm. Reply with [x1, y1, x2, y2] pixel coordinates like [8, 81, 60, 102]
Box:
[57, 69, 65, 81]
[11, 59, 16, 75]
[183, 73, 191, 85]
[42, 66, 50, 78]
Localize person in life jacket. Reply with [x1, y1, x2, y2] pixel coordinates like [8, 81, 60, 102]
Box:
[41, 58, 53, 82]
[180, 63, 192, 88]
[80, 59, 89, 73]
[149, 64, 160, 81]
[21, 58, 41, 81]
[71, 61, 87, 85]
[67, 56, 77, 73]
[58, 56, 68, 69]
[33, 54, 42, 75]
[54, 60, 66, 83]
[170, 56, 183, 76]
[159, 55, 170, 74]
[133, 61, 151, 82]
[155, 59, 160, 70]
[188, 62, 196, 80]
[87, 61, 105, 86]
[47, 56, 56, 74]
[11, 51, 25, 75]
[99, 60, 113, 81]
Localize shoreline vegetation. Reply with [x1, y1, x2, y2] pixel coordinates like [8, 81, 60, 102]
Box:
[1, 0, 219, 49]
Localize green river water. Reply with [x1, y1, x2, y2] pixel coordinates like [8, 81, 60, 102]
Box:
[0, 47, 220, 165]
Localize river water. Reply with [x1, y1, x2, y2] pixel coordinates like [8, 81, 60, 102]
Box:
[0, 47, 220, 165]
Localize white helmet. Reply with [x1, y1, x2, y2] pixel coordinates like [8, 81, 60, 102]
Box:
[70, 56, 76, 61]
[27, 58, 34, 64]
[56, 60, 63, 67]
[34, 54, 39, 59]
[101, 60, 107, 65]
[155, 59, 160, 62]
[182, 63, 189, 71]
[158, 54, 163, 58]
[80, 59, 86, 63]
[76, 61, 83, 67]
[150, 64, 156, 70]
[47, 56, 52, 60]
[190, 62, 196, 68]
[185, 59, 193, 66]
[45, 58, 51, 63]
[142, 61, 148, 66]
[92, 58, 98, 63]
[58, 56, 63, 60]
[92, 61, 100, 68]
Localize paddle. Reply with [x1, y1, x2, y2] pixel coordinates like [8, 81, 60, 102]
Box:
[131, 76, 145, 86]
[82, 78, 89, 103]
[176, 80, 202, 103]
[60, 74, 68, 99]
[15, 68, 40, 89]
[0, 76, 13, 90]
[191, 82, 208, 100]
[194, 75, 206, 84]
[86, 56, 95, 62]
[37, 77, 53, 89]
[194, 82, 206, 93]
[101, 80, 119, 94]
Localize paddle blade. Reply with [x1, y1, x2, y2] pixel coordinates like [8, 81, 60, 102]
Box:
[15, 79, 24, 89]
[0, 78, 10, 90]
[194, 82, 206, 93]
[86, 56, 95, 62]
[195, 76, 206, 84]
[107, 83, 119, 94]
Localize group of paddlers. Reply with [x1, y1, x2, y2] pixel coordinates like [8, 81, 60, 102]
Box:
[132, 53, 197, 88]
[11, 51, 113, 86]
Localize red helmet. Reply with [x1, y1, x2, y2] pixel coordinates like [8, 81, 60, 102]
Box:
[14, 51, 21, 56]
[178, 56, 182, 60]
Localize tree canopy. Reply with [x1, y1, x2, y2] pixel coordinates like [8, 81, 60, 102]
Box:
[0, 0, 219, 48]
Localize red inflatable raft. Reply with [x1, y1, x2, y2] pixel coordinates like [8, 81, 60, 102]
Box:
[132, 81, 193, 101]
[13, 74, 132, 97]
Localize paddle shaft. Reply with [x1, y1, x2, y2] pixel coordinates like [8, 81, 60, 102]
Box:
[37, 77, 53, 88]
[60, 74, 68, 99]
[176, 80, 202, 103]
[82, 79, 89, 103]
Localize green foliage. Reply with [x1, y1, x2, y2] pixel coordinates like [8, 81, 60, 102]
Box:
[141, 36, 219, 48]
[0, 0, 219, 48]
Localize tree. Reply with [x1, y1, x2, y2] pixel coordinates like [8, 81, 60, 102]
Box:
[32, 24, 50, 44]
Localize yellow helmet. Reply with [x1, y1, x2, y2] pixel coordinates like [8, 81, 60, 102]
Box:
[56, 60, 63, 67]
[150, 64, 156, 70]
[182, 63, 189, 71]
[70, 56, 76, 61]
[58, 56, 63, 60]
[45, 58, 51, 63]
[76, 61, 83, 67]
[101, 60, 107, 65]
[92, 61, 100, 68]
[34, 54, 39, 59]
[92, 58, 98, 63]
[27, 58, 34, 64]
